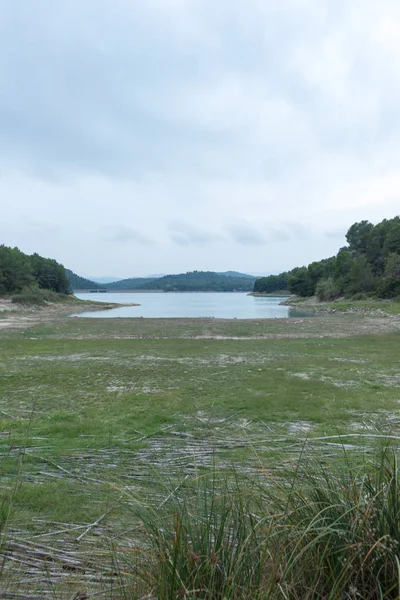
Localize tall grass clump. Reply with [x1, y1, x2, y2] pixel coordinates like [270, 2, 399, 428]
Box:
[126, 445, 400, 599]
[122, 470, 271, 600]
[259, 445, 400, 599]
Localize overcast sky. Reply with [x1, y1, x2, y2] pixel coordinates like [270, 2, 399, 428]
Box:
[1, 0, 400, 278]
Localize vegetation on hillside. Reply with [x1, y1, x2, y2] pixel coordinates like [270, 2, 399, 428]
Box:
[138, 270, 256, 292]
[254, 216, 400, 299]
[0, 245, 69, 295]
[104, 276, 156, 290]
[70, 271, 257, 292]
[65, 269, 103, 290]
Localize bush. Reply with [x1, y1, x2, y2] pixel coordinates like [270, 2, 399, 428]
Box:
[377, 278, 400, 299]
[11, 287, 64, 305]
[12, 291, 46, 305]
[315, 278, 341, 301]
[349, 292, 369, 301]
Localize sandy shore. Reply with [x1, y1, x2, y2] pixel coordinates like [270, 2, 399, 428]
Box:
[0, 298, 139, 329]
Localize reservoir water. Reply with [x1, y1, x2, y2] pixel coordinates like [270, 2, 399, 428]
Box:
[73, 292, 312, 319]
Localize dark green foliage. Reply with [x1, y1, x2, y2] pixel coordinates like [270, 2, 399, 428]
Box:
[75, 271, 258, 292]
[142, 271, 256, 292]
[103, 276, 157, 290]
[385, 253, 400, 278]
[346, 256, 375, 295]
[65, 269, 103, 290]
[288, 267, 313, 297]
[254, 216, 400, 299]
[31, 253, 70, 294]
[345, 219, 374, 252]
[105, 271, 256, 292]
[0, 245, 33, 293]
[0, 245, 69, 296]
[253, 272, 289, 293]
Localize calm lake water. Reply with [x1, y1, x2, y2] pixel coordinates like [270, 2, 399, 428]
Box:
[73, 292, 312, 319]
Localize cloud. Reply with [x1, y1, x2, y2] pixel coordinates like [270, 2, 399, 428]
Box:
[168, 221, 223, 245]
[1, 0, 400, 275]
[226, 221, 267, 246]
[99, 226, 154, 245]
[325, 229, 347, 240]
[1, 0, 398, 182]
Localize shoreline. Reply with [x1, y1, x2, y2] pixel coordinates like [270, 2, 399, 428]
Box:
[247, 291, 290, 298]
[1, 295, 399, 331]
[280, 295, 400, 317]
[0, 297, 140, 329]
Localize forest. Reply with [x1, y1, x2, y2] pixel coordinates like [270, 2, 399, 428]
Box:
[0, 245, 69, 295]
[137, 271, 256, 292]
[254, 216, 400, 300]
[67, 270, 257, 292]
[65, 269, 103, 290]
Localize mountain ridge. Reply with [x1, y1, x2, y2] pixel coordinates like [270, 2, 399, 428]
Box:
[67, 270, 257, 292]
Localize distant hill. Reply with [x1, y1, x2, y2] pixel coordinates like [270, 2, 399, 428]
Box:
[136, 271, 256, 292]
[69, 270, 257, 292]
[218, 271, 256, 280]
[66, 270, 103, 290]
[105, 277, 157, 290]
[88, 276, 123, 284]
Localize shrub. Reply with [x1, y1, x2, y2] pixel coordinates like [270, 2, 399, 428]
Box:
[315, 278, 341, 301]
[11, 286, 64, 305]
[350, 292, 369, 301]
[377, 278, 400, 299]
[12, 291, 46, 305]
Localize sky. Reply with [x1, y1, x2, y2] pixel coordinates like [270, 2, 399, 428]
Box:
[1, 0, 400, 278]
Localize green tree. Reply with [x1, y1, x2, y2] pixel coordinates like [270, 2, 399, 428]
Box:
[346, 220, 374, 253]
[288, 267, 313, 297]
[253, 272, 289, 293]
[0, 245, 33, 292]
[346, 257, 374, 295]
[383, 222, 400, 256]
[30, 254, 69, 294]
[315, 278, 341, 301]
[385, 253, 400, 278]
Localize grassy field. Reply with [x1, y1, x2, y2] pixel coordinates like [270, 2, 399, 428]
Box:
[0, 310, 400, 597]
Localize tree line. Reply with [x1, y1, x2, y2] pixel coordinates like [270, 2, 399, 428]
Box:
[140, 271, 255, 292]
[254, 216, 400, 300]
[67, 271, 258, 292]
[0, 245, 70, 295]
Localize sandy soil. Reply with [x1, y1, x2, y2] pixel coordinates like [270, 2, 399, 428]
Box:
[0, 298, 129, 329]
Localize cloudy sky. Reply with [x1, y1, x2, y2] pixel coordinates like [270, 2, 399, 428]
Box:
[1, 0, 400, 278]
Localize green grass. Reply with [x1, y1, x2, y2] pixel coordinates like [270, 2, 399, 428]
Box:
[0, 313, 400, 596]
[127, 446, 400, 599]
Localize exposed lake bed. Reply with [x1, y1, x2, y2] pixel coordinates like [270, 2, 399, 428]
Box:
[1, 298, 400, 596]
